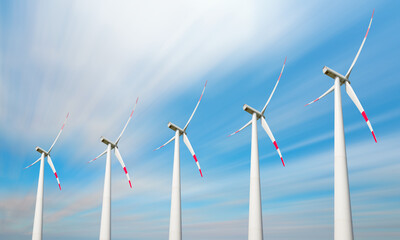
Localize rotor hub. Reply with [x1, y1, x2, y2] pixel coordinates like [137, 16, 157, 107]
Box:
[36, 146, 49, 156]
[100, 136, 116, 148]
[323, 66, 350, 85]
[243, 104, 262, 119]
[168, 122, 185, 135]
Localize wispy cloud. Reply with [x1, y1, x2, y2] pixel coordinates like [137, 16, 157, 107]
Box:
[1, 0, 399, 239]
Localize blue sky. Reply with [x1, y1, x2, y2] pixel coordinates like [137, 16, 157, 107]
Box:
[0, 0, 399, 239]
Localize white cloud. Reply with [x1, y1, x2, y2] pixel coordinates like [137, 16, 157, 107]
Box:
[1, 1, 399, 239]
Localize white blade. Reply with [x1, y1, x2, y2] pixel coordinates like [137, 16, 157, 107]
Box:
[114, 147, 132, 188]
[260, 117, 285, 167]
[48, 113, 69, 153]
[228, 119, 252, 137]
[88, 149, 107, 163]
[305, 85, 335, 106]
[261, 57, 287, 114]
[154, 136, 175, 151]
[183, 81, 207, 131]
[345, 10, 374, 79]
[345, 81, 377, 142]
[24, 157, 41, 169]
[116, 97, 139, 144]
[183, 133, 203, 177]
[47, 155, 61, 190]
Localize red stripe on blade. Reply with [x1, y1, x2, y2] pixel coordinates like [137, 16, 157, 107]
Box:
[59, 184, 61, 190]
[278, 72, 282, 81]
[129, 180, 132, 188]
[273, 141, 279, 150]
[365, 28, 370, 38]
[123, 167, 128, 174]
[372, 131, 377, 143]
[281, 157, 285, 167]
[193, 154, 198, 163]
[199, 169, 203, 177]
[361, 111, 369, 122]
[55, 172, 58, 178]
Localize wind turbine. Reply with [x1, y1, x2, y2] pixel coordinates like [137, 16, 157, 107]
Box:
[305, 10, 376, 240]
[154, 81, 206, 240]
[228, 58, 286, 240]
[25, 113, 69, 240]
[89, 98, 138, 240]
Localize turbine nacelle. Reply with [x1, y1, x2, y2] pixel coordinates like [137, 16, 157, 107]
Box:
[90, 100, 139, 190]
[306, 11, 377, 143]
[243, 104, 262, 119]
[100, 136, 116, 148]
[26, 112, 68, 193]
[36, 146, 49, 156]
[228, 57, 287, 167]
[154, 81, 207, 178]
[168, 122, 184, 134]
[323, 66, 349, 84]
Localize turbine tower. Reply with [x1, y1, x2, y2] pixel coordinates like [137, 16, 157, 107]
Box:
[229, 58, 286, 240]
[89, 98, 138, 240]
[154, 81, 206, 240]
[305, 11, 376, 240]
[25, 113, 69, 240]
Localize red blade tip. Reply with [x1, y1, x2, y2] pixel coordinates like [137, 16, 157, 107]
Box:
[372, 131, 377, 143]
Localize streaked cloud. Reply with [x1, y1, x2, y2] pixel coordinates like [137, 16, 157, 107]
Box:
[0, 0, 399, 239]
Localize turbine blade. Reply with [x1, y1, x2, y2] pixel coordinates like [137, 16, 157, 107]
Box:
[116, 97, 139, 144]
[345, 10, 374, 79]
[48, 113, 69, 153]
[261, 117, 285, 167]
[88, 149, 107, 163]
[24, 157, 41, 169]
[261, 57, 287, 115]
[345, 81, 377, 142]
[183, 133, 203, 177]
[305, 85, 335, 106]
[183, 81, 207, 131]
[153, 136, 175, 151]
[114, 147, 132, 188]
[228, 119, 252, 137]
[47, 155, 61, 190]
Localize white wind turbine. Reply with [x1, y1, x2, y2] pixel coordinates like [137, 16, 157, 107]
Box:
[305, 10, 376, 240]
[25, 113, 69, 240]
[229, 58, 286, 240]
[154, 81, 206, 240]
[89, 98, 138, 240]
